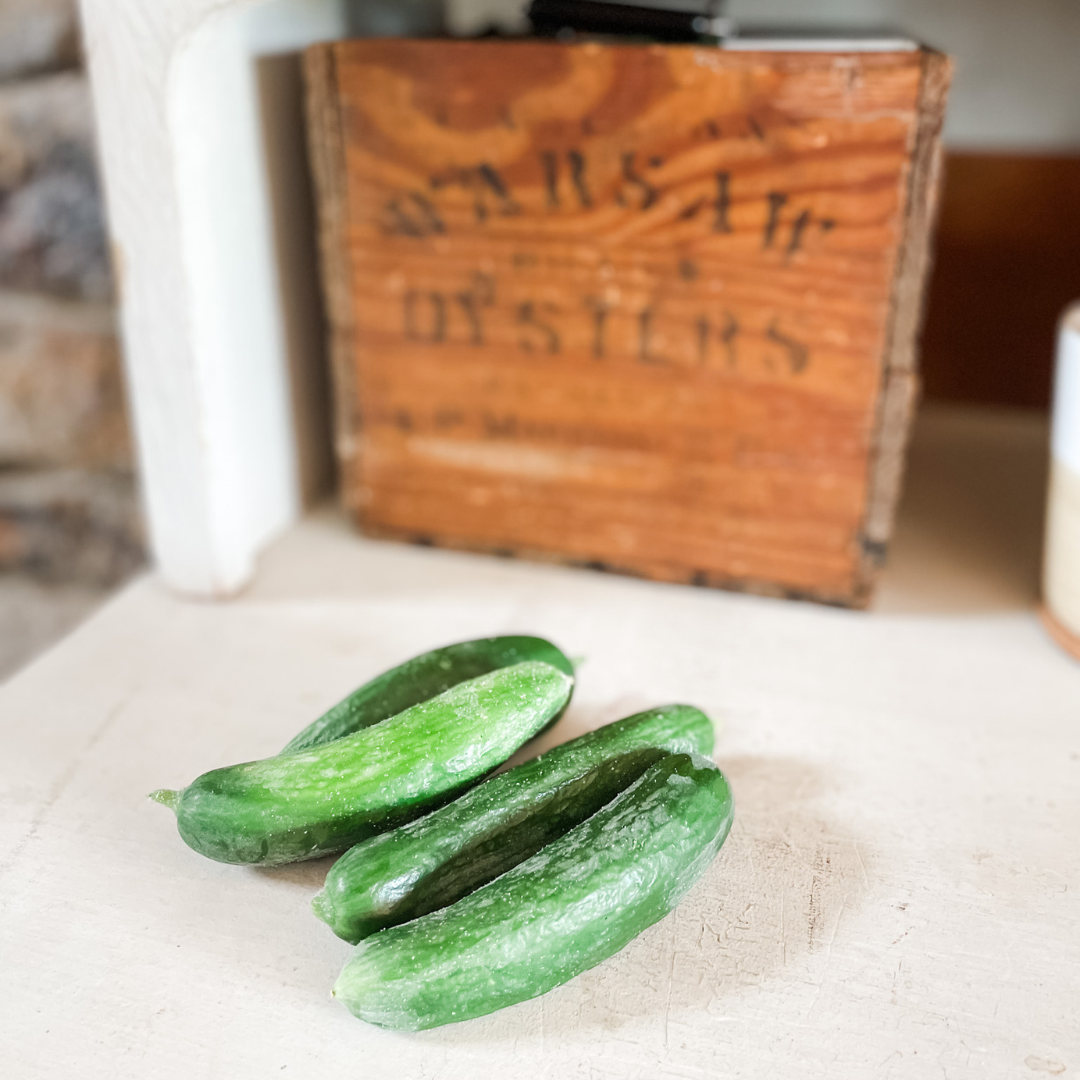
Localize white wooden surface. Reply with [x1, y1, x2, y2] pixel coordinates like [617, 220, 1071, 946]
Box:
[1, 406, 1077, 1078]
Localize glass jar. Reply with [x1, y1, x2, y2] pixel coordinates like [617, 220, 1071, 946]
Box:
[1043, 301, 1080, 659]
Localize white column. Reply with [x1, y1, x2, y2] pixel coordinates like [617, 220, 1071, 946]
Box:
[79, 0, 347, 595]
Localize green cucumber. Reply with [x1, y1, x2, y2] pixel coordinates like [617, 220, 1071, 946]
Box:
[332, 751, 733, 1031]
[283, 635, 574, 753]
[313, 704, 715, 943]
[150, 661, 573, 866]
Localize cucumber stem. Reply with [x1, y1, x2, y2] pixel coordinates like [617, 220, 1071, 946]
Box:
[149, 789, 181, 813]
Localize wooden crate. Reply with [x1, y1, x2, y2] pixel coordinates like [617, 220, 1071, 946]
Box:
[305, 38, 950, 606]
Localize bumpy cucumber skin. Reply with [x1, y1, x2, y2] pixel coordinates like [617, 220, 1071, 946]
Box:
[313, 704, 715, 943]
[165, 662, 573, 866]
[283, 636, 574, 753]
[332, 752, 733, 1031]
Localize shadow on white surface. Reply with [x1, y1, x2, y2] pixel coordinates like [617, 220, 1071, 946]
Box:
[874, 404, 1049, 615]
[410, 754, 869, 1045]
[251, 852, 337, 891]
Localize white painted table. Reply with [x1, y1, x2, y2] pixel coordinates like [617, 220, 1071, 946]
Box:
[2, 406, 1077, 1079]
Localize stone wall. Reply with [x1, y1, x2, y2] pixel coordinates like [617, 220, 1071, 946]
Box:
[0, 0, 143, 587]
[0, 0, 79, 82]
[0, 71, 111, 301]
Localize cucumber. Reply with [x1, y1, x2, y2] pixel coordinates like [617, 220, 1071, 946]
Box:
[283, 635, 574, 753]
[150, 661, 573, 866]
[332, 751, 733, 1031]
[313, 704, 715, 943]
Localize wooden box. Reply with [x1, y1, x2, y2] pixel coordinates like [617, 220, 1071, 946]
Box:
[305, 37, 950, 606]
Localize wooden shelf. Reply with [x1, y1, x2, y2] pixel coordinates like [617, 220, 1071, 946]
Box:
[2, 404, 1077, 1077]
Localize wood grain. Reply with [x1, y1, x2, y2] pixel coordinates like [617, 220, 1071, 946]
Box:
[307, 39, 950, 606]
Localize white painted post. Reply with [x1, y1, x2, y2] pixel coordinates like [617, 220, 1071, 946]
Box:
[79, 0, 440, 596]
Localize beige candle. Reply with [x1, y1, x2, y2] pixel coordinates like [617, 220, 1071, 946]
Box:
[1043, 302, 1080, 658]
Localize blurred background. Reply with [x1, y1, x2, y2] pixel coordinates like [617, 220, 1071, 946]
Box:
[2, 0, 1078, 677]
[0, 0, 141, 678]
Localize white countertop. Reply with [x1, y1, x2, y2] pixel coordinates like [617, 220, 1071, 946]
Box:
[2, 405, 1077, 1079]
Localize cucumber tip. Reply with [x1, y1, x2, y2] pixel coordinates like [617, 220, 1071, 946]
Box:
[148, 788, 181, 812]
